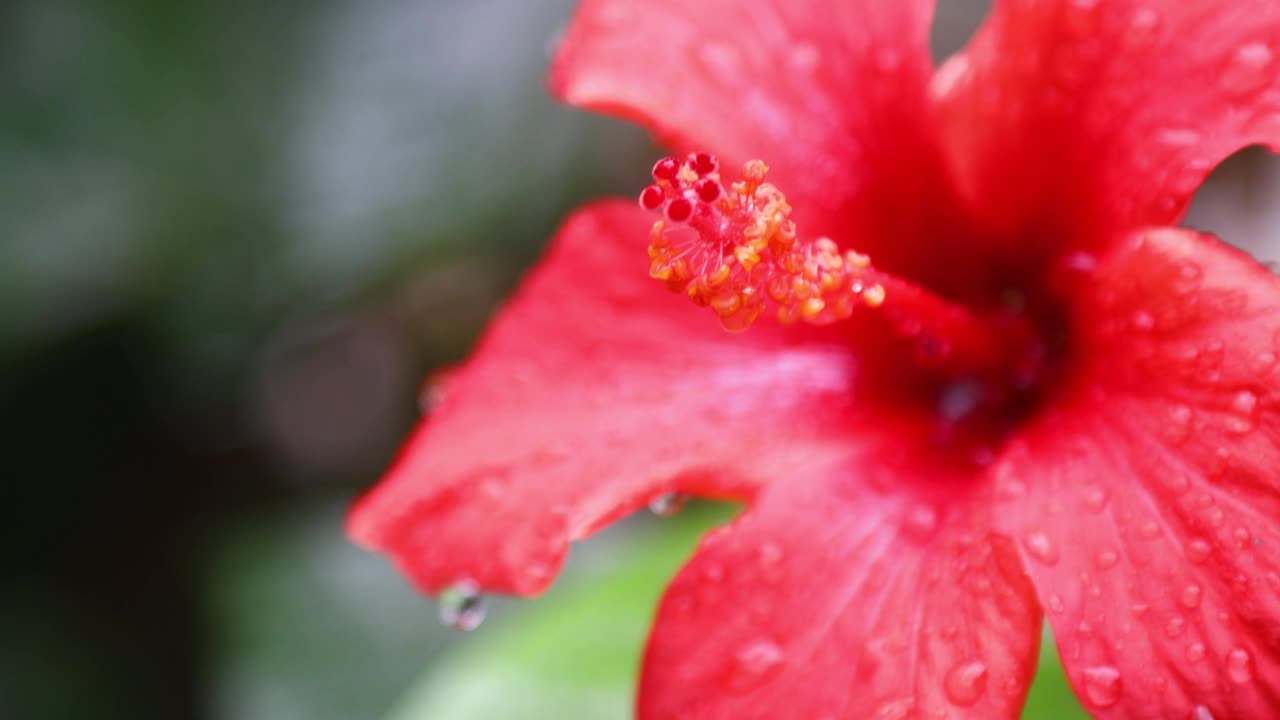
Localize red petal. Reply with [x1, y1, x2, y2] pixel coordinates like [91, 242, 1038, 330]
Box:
[640, 451, 1040, 719]
[348, 201, 867, 596]
[991, 228, 1280, 717]
[551, 1, 977, 291]
[936, 0, 1280, 259]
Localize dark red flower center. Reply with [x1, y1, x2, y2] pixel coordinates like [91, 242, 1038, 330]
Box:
[639, 153, 1077, 469]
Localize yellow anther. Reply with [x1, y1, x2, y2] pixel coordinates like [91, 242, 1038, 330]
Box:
[735, 246, 761, 272]
[801, 297, 826, 318]
[642, 155, 885, 332]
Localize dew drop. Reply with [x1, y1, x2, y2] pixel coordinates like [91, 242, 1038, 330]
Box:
[1139, 521, 1162, 540]
[1082, 485, 1109, 513]
[1131, 310, 1155, 331]
[1233, 389, 1259, 414]
[944, 660, 988, 706]
[1206, 507, 1226, 527]
[1187, 538, 1212, 563]
[437, 580, 486, 632]
[903, 504, 939, 541]
[1123, 7, 1162, 49]
[702, 562, 726, 583]
[1162, 404, 1193, 444]
[1250, 352, 1277, 376]
[930, 55, 971, 102]
[1228, 391, 1260, 433]
[1156, 128, 1202, 148]
[1180, 584, 1203, 609]
[1173, 261, 1204, 295]
[789, 42, 820, 73]
[756, 542, 784, 584]
[874, 697, 915, 720]
[1081, 665, 1123, 708]
[724, 639, 785, 693]
[1193, 705, 1217, 720]
[1024, 530, 1060, 565]
[1131, 602, 1150, 617]
[1048, 594, 1066, 614]
[1221, 42, 1276, 96]
[1095, 548, 1120, 570]
[1228, 647, 1254, 685]
[649, 492, 688, 517]
[1187, 642, 1207, 662]
[1165, 615, 1187, 638]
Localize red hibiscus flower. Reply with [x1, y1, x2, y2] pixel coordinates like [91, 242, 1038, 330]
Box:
[349, 0, 1280, 717]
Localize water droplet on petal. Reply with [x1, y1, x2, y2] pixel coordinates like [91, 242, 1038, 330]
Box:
[1180, 584, 1203, 609]
[649, 492, 687, 517]
[1187, 538, 1212, 563]
[1024, 530, 1060, 565]
[1166, 615, 1187, 638]
[1139, 521, 1162, 539]
[789, 42, 820, 73]
[1251, 352, 1277, 376]
[756, 542, 784, 584]
[1228, 647, 1254, 685]
[1229, 390, 1260, 434]
[724, 639, 785, 693]
[944, 660, 988, 706]
[1187, 642, 1207, 662]
[1233, 389, 1259, 414]
[437, 580, 486, 631]
[1162, 404, 1194, 444]
[874, 697, 916, 720]
[1082, 485, 1109, 512]
[930, 55, 971, 102]
[1082, 665, 1123, 708]
[1156, 128, 1202, 148]
[1131, 310, 1155, 331]
[1221, 42, 1276, 96]
[1193, 705, 1217, 720]
[1095, 548, 1120, 569]
[903, 504, 939, 542]
[1123, 7, 1162, 49]
[1048, 594, 1066, 614]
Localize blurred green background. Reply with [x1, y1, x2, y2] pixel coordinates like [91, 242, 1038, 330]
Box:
[2, 1, 1276, 718]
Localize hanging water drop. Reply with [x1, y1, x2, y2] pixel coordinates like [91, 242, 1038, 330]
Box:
[649, 492, 688, 517]
[437, 580, 486, 632]
[1180, 584, 1202, 609]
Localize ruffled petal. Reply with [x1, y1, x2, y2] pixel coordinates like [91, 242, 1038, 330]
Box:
[551, 1, 976, 289]
[935, 0, 1280, 260]
[348, 201, 872, 596]
[640, 449, 1040, 719]
[991, 228, 1280, 717]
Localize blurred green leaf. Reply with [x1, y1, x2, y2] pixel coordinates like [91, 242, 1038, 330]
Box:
[387, 502, 1090, 720]
[387, 504, 734, 720]
[1024, 631, 1091, 720]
